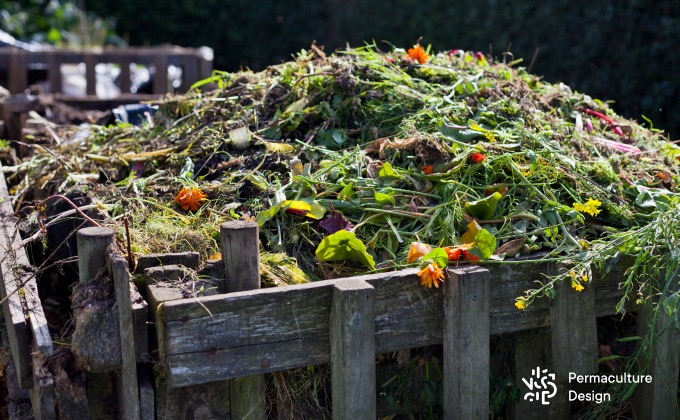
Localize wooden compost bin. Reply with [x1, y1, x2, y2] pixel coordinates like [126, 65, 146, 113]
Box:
[0, 45, 213, 142]
[0, 168, 678, 419]
[0, 45, 213, 96]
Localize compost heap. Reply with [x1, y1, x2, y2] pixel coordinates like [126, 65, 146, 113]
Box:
[7, 43, 680, 309]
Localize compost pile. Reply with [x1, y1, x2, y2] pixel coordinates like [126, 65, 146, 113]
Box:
[7, 44, 680, 306]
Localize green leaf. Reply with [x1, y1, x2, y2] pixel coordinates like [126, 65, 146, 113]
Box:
[179, 157, 195, 180]
[662, 294, 680, 318]
[474, 229, 497, 259]
[422, 248, 448, 269]
[374, 191, 395, 205]
[315, 230, 375, 268]
[465, 192, 502, 220]
[316, 129, 345, 150]
[378, 162, 400, 179]
[616, 336, 642, 343]
[338, 182, 355, 201]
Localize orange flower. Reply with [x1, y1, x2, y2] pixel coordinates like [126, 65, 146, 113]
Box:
[175, 187, 207, 211]
[407, 45, 429, 64]
[407, 241, 432, 263]
[420, 165, 434, 174]
[443, 244, 479, 262]
[469, 152, 486, 163]
[418, 263, 445, 288]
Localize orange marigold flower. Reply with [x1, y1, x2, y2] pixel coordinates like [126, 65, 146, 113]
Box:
[407, 45, 429, 64]
[407, 241, 432, 263]
[469, 152, 486, 163]
[420, 165, 434, 174]
[175, 187, 207, 212]
[418, 263, 445, 288]
[443, 244, 473, 261]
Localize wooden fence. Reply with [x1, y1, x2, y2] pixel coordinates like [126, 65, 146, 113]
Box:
[0, 45, 213, 95]
[0, 168, 678, 418]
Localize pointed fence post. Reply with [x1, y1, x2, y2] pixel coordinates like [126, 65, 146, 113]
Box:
[330, 279, 376, 419]
[443, 265, 490, 419]
[220, 221, 266, 420]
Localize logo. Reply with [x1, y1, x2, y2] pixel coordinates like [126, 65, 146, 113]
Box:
[522, 367, 557, 405]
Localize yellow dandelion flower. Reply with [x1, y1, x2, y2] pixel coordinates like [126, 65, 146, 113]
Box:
[573, 198, 602, 217]
[515, 299, 526, 310]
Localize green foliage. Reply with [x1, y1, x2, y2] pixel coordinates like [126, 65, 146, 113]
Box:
[83, 0, 680, 138]
[422, 248, 448, 269]
[315, 230, 375, 268]
[0, 0, 120, 47]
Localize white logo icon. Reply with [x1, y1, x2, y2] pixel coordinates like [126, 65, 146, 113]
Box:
[522, 367, 557, 405]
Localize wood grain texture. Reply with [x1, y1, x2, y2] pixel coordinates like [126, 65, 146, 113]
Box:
[108, 251, 140, 420]
[633, 292, 680, 420]
[330, 279, 376, 420]
[443, 266, 490, 420]
[550, 263, 598, 376]
[220, 220, 265, 419]
[220, 221, 260, 293]
[76, 227, 115, 282]
[157, 260, 631, 387]
[0, 168, 52, 388]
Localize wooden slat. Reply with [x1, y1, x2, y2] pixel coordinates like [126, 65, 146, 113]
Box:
[157, 258, 631, 388]
[47, 52, 63, 94]
[0, 168, 53, 388]
[330, 279, 376, 419]
[29, 353, 56, 420]
[8, 50, 27, 94]
[109, 251, 140, 420]
[152, 54, 169, 94]
[84, 54, 97, 96]
[220, 221, 265, 420]
[549, 263, 598, 417]
[443, 266, 490, 419]
[633, 289, 680, 419]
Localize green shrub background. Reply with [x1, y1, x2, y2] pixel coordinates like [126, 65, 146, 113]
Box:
[4, 0, 679, 138]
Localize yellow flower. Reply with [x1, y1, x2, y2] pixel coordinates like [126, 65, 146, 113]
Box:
[407, 44, 429, 64]
[407, 241, 432, 263]
[418, 263, 445, 288]
[175, 187, 207, 212]
[515, 298, 526, 310]
[581, 274, 588, 283]
[573, 198, 602, 217]
[571, 279, 585, 292]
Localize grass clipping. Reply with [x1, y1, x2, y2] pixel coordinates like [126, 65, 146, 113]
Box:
[11, 43, 680, 291]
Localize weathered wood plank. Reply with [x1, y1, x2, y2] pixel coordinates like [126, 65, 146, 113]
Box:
[153, 54, 169, 94]
[512, 329, 554, 419]
[135, 252, 200, 273]
[443, 266, 490, 419]
[29, 352, 56, 420]
[157, 259, 631, 387]
[130, 283, 148, 362]
[549, 263, 598, 418]
[76, 227, 115, 283]
[633, 292, 680, 420]
[108, 251, 141, 420]
[550, 263, 598, 375]
[84, 54, 97, 96]
[220, 221, 266, 420]
[0, 168, 53, 388]
[221, 221, 260, 293]
[8, 50, 27, 94]
[138, 368, 155, 420]
[330, 279, 376, 420]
